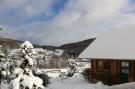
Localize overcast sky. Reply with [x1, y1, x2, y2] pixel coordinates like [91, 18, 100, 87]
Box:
[0, 0, 135, 46]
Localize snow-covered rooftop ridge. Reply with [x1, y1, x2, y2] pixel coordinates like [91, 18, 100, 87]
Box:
[79, 25, 135, 60]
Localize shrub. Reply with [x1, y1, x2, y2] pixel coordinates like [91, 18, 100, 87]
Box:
[81, 68, 91, 81]
[33, 70, 50, 87]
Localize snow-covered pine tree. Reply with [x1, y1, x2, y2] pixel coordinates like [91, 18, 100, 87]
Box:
[10, 41, 44, 89]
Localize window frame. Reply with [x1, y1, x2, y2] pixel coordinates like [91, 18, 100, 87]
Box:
[96, 60, 103, 71]
[96, 60, 110, 72]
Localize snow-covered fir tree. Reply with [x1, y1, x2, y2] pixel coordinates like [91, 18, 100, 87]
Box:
[10, 41, 44, 89]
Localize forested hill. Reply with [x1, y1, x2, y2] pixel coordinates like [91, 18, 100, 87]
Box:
[0, 37, 95, 57]
[59, 38, 95, 57]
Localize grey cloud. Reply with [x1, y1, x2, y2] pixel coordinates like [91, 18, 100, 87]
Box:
[1, 0, 135, 46]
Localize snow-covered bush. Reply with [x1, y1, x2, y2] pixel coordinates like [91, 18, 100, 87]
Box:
[10, 68, 24, 89]
[33, 69, 50, 87]
[20, 70, 44, 89]
[54, 49, 63, 57]
[66, 59, 77, 77]
[81, 68, 91, 81]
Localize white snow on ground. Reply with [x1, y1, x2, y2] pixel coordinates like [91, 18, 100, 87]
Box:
[105, 82, 135, 89]
[2, 74, 135, 89]
[0, 73, 107, 89]
[45, 73, 107, 89]
[1, 83, 9, 89]
[47, 72, 60, 78]
[2, 71, 135, 89]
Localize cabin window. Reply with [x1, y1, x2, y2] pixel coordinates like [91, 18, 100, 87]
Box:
[97, 60, 103, 71]
[121, 62, 129, 68]
[96, 60, 110, 71]
[121, 61, 130, 74]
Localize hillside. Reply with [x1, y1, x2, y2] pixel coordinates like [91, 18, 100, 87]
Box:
[0, 38, 23, 49]
[0, 38, 41, 49]
[0, 37, 95, 57]
[59, 38, 96, 57]
[43, 38, 96, 57]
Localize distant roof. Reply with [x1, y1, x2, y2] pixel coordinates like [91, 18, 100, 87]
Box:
[79, 25, 135, 60]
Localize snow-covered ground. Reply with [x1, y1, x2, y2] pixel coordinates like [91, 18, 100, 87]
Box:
[1, 72, 107, 89]
[2, 71, 135, 89]
[45, 73, 107, 89]
[104, 82, 135, 89]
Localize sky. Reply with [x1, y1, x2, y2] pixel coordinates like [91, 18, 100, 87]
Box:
[0, 0, 135, 46]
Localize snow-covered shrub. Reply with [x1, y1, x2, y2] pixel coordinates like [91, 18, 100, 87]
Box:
[66, 59, 77, 77]
[20, 69, 44, 89]
[54, 49, 63, 57]
[81, 68, 91, 81]
[33, 69, 50, 87]
[10, 68, 24, 89]
[0, 62, 12, 84]
[33, 76, 44, 89]
[20, 74, 35, 89]
[11, 68, 23, 78]
[59, 69, 68, 78]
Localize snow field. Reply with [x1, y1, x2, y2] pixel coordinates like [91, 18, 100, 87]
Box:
[46, 73, 107, 89]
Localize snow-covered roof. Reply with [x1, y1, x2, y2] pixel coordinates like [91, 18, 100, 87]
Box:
[79, 25, 135, 60]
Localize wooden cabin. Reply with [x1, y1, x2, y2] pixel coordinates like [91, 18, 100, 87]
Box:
[79, 25, 135, 85]
[91, 59, 135, 85]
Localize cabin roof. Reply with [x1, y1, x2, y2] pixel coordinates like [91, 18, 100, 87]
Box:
[79, 25, 135, 60]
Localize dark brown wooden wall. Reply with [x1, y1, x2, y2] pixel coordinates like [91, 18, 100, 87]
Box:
[91, 59, 135, 85]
